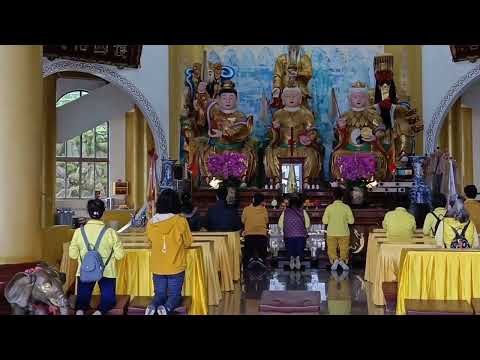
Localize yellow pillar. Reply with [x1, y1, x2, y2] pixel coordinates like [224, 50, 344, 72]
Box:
[461, 106, 473, 186]
[169, 45, 204, 159]
[42, 74, 57, 228]
[0, 46, 43, 264]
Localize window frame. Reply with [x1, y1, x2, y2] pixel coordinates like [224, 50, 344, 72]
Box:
[55, 90, 109, 199]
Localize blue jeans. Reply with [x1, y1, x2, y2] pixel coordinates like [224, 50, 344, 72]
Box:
[286, 237, 306, 258]
[152, 272, 185, 313]
[76, 277, 116, 314]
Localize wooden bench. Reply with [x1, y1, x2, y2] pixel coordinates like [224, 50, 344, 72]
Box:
[127, 296, 191, 315]
[471, 298, 480, 315]
[405, 299, 473, 315]
[259, 291, 321, 315]
[69, 295, 131, 315]
[382, 282, 398, 313]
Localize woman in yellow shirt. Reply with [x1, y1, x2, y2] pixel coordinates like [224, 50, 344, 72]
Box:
[241, 193, 269, 268]
[69, 199, 125, 315]
[145, 189, 193, 315]
[435, 197, 479, 248]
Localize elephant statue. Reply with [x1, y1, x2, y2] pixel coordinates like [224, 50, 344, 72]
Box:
[4, 262, 70, 315]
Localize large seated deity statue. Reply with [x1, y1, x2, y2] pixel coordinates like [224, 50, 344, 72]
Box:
[372, 53, 423, 164]
[264, 84, 323, 184]
[195, 80, 257, 183]
[331, 81, 388, 180]
[272, 45, 313, 109]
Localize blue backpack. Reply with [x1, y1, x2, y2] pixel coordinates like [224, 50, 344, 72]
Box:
[79, 225, 113, 283]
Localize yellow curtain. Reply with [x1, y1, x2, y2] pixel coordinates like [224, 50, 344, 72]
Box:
[438, 98, 473, 189]
[125, 106, 155, 211]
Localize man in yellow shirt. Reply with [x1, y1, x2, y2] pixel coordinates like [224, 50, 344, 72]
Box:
[382, 197, 416, 241]
[423, 193, 447, 237]
[69, 199, 125, 315]
[322, 188, 354, 271]
[464, 185, 480, 232]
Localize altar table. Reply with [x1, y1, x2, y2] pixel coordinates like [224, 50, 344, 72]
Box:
[372, 242, 436, 306]
[396, 249, 480, 315]
[364, 230, 430, 283]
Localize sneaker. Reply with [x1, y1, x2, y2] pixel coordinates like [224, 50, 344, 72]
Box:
[339, 260, 349, 271]
[289, 257, 295, 270]
[145, 305, 156, 315]
[331, 259, 339, 271]
[92, 310, 102, 315]
[157, 305, 167, 315]
[295, 256, 301, 270]
[75, 310, 84, 316]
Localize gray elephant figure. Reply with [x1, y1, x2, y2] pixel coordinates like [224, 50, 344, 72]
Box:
[4, 262, 70, 315]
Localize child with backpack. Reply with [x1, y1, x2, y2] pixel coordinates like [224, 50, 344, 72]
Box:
[145, 189, 193, 315]
[435, 197, 479, 248]
[69, 199, 125, 315]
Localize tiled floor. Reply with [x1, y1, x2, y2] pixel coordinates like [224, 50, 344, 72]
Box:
[209, 267, 386, 315]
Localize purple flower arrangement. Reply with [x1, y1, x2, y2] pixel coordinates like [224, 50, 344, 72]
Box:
[337, 153, 376, 188]
[207, 152, 248, 180]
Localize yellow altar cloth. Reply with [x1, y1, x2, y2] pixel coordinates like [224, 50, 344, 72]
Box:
[364, 229, 429, 283]
[62, 246, 208, 315]
[192, 235, 234, 292]
[396, 249, 480, 315]
[372, 243, 436, 306]
[190, 241, 222, 306]
[192, 231, 241, 281]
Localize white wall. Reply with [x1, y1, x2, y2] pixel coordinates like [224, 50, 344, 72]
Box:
[422, 45, 479, 151]
[57, 83, 134, 142]
[56, 78, 107, 100]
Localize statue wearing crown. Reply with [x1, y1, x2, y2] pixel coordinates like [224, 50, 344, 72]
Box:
[331, 81, 388, 180]
[372, 53, 423, 165]
[272, 45, 313, 109]
[264, 83, 323, 185]
[195, 80, 257, 183]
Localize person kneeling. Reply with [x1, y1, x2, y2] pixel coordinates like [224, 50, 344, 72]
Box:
[69, 199, 125, 315]
[278, 195, 310, 271]
[146, 189, 193, 315]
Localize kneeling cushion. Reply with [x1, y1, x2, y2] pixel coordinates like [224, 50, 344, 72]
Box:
[69, 295, 130, 315]
[127, 296, 191, 315]
[259, 291, 320, 314]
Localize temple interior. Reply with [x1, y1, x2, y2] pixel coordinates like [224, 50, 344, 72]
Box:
[2, 44, 480, 316]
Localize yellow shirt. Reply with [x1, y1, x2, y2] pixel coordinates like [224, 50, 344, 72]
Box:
[147, 214, 193, 275]
[382, 207, 416, 241]
[423, 207, 447, 237]
[322, 200, 354, 237]
[69, 220, 125, 279]
[435, 217, 479, 248]
[241, 204, 269, 236]
[278, 209, 311, 232]
[465, 199, 480, 233]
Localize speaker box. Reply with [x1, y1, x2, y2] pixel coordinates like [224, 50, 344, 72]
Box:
[174, 164, 183, 180]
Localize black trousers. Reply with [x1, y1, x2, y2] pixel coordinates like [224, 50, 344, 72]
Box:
[244, 235, 269, 262]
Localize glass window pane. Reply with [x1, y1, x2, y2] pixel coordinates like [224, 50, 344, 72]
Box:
[80, 162, 95, 198]
[82, 129, 95, 158]
[66, 162, 80, 198]
[95, 123, 108, 158]
[55, 161, 66, 199]
[56, 90, 88, 108]
[56, 142, 66, 157]
[67, 136, 81, 157]
[95, 162, 108, 196]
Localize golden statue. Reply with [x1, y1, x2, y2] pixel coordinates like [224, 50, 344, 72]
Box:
[371, 53, 422, 164]
[272, 45, 313, 109]
[331, 81, 388, 180]
[264, 85, 323, 185]
[195, 81, 257, 183]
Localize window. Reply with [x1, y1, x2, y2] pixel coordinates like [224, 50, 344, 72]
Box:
[55, 91, 109, 199]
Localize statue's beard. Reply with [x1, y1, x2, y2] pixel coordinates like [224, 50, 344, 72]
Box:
[221, 108, 236, 114]
[284, 105, 301, 112]
[352, 105, 366, 112]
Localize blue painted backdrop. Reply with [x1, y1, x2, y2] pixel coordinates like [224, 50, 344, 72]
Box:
[205, 45, 383, 179]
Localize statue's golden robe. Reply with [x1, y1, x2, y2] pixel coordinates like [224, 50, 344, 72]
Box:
[264, 107, 322, 181]
[196, 104, 257, 182]
[331, 109, 388, 180]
